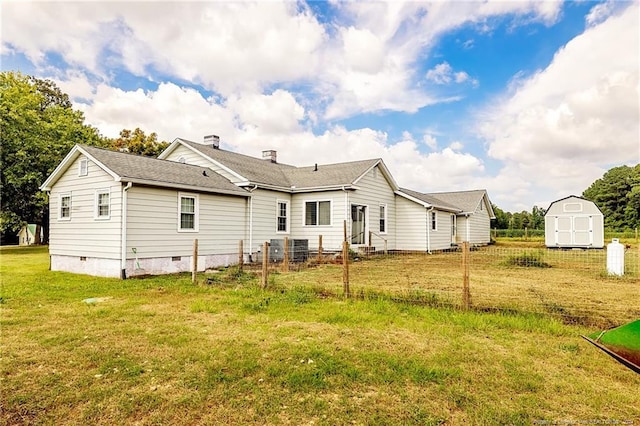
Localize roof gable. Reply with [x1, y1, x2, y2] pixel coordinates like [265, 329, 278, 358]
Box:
[41, 145, 249, 197]
[544, 195, 603, 216]
[423, 189, 496, 218]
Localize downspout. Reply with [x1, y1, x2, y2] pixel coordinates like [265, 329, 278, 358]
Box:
[342, 186, 349, 243]
[120, 182, 133, 279]
[466, 214, 470, 243]
[247, 185, 258, 261]
[427, 207, 434, 253]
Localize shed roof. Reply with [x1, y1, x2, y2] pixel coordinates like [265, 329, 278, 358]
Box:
[544, 195, 603, 216]
[40, 145, 249, 197]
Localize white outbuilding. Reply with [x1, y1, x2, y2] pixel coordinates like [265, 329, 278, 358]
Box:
[544, 195, 604, 248]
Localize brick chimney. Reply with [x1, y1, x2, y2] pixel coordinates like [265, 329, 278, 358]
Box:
[204, 134, 220, 149]
[262, 150, 277, 163]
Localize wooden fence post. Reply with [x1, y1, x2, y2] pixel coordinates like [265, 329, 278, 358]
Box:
[192, 239, 198, 284]
[283, 237, 289, 273]
[261, 241, 269, 289]
[462, 241, 470, 310]
[317, 235, 323, 263]
[238, 240, 244, 272]
[343, 220, 350, 298]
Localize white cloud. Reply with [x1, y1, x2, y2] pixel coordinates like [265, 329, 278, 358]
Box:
[425, 62, 478, 86]
[422, 134, 438, 150]
[479, 3, 639, 209]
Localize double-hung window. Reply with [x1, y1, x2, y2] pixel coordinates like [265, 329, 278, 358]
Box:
[96, 189, 110, 219]
[379, 204, 387, 233]
[59, 193, 71, 220]
[277, 200, 289, 233]
[305, 201, 331, 226]
[179, 193, 198, 232]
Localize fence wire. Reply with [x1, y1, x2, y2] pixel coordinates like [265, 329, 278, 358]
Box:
[264, 243, 639, 328]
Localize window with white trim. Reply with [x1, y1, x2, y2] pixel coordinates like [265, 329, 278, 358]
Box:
[79, 158, 88, 176]
[59, 193, 71, 220]
[431, 211, 437, 231]
[277, 200, 289, 233]
[379, 204, 387, 233]
[179, 193, 198, 231]
[96, 189, 110, 219]
[304, 200, 331, 226]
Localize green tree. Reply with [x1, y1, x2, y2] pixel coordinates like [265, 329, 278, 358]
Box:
[491, 203, 510, 229]
[583, 164, 640, 230]
[0, 72, 106, 243]
[109, 128, 169, 157]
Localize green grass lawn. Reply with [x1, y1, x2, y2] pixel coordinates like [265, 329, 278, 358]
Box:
[1, 246, 639, 425]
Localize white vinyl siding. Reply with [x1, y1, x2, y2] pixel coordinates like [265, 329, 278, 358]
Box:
[247, 189, 291, 254]
[456, 197, 491, 244]
[395, 197, 427, 250]
[395, 197, 454, 251]
[48, 156, 122, 259]
[126, 186, 246, 258]
[290, 190, 346, 251]
[59, 193, 71, 220]
[349, 165, 396, 249]
[178, 193, 198, 232]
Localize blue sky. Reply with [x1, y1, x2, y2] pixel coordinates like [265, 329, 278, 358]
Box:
[2, 1, 638, 212]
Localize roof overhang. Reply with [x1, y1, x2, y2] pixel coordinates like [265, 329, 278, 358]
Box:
[40, 145, 119, 191]
[120, 178, 250, 197]
[395, 190, 462, 213]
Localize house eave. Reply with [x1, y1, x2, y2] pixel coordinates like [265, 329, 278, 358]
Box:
[122, 178, 250, 197]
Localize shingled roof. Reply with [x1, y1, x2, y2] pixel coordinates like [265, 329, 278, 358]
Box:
[397, 188, 462, 212]
[41, 145, 249, 197]
[427, 190, 495, 218]
[172, 139, 390, 191]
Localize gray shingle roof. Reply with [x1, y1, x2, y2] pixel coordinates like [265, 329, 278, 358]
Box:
[426, 190, 491, 215]
[80, 145, 248, 196]
[398, 188, 462, 212]
[177, 139, 381, 189]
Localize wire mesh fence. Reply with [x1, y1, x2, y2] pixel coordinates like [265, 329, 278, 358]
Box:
[255, 240, 640, 328]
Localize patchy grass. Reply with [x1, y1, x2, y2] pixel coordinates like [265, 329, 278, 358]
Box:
[1, 246, 639, 425]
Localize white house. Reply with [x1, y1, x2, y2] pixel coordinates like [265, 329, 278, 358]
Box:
[544, 195, 604, 248]
[42, 137, 496, 278]
[425, 190, 495, 245]
[158, 137, 400, 255]
[40, 145, 250, 278]
[17, 224, 42, 246]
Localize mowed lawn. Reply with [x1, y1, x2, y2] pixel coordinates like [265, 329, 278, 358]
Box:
[1, 246, 639, 425]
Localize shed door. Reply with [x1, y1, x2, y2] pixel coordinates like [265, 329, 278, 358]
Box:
[556, 217, 572, 245]
[573, 216, 592, 246]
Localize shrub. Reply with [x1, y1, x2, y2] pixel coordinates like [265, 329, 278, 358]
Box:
[506, 251, 551, 268]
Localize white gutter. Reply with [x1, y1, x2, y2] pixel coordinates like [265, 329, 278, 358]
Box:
[121, 182, 133, 279]
[342, 186, 349, 242]
[247, 185, 258, 261]
[427, 207, 434, 253]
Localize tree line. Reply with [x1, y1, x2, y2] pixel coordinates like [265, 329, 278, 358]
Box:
[0, 71, 168, 244]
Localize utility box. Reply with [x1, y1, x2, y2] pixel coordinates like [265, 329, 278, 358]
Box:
[269, 239, 309, 262]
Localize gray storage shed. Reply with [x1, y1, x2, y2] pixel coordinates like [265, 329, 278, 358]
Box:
[544, 195, 604, 248]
